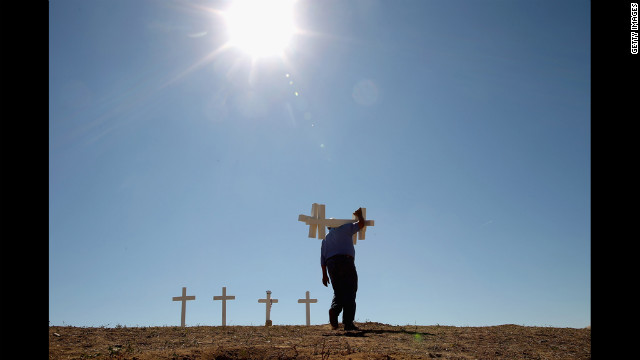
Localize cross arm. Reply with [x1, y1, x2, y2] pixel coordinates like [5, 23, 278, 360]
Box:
[298, 215, 375, 227]
[298, 299, 318, 303]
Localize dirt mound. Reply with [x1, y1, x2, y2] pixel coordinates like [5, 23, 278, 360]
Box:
[49, 322, 590, 359]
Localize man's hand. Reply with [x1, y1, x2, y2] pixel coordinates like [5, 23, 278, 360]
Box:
[322, 265, 330, 287]
[354, 207, 365, 230]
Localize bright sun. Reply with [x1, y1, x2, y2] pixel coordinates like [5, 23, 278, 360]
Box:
[224, 0, 297, 58]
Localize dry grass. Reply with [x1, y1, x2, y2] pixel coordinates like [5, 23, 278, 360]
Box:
[49, 322, 590, 359]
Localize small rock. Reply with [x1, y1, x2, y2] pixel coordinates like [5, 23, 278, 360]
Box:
[53, 333, 61, 337]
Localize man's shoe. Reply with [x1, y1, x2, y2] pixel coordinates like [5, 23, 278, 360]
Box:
[329, 309, 339, 330]
[344, 323, 359, 331]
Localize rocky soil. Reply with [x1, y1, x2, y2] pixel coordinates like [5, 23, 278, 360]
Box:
[49, 322, 590, 359]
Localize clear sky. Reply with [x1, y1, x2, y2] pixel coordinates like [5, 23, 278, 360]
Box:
[49, 0, 590, 328]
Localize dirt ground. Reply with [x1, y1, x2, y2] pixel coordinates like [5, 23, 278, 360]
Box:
[49, 322, 590, 359]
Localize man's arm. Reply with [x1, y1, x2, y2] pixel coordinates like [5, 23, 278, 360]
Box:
[321, 240, 329, 286]
[322, 265, 330, 287]
[354, 207, 365, 230]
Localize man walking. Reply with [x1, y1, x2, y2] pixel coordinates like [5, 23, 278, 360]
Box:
[321, 207, 365, 330]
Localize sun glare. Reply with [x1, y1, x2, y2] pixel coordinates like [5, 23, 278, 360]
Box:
[224, 0, 296, 58]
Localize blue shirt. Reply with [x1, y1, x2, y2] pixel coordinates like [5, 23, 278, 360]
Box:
[320, 222, 360, 266]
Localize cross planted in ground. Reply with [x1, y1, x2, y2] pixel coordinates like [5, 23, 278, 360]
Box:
[172, 287, 196, 327]
[297, 290, 318, 326]
[258, 290, 278, 326]
[213, 286, 235, 326]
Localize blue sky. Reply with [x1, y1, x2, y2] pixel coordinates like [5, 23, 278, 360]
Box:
[49, 0, 590, 328]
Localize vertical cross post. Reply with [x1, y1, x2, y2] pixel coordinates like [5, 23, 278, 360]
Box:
[306, 203, 327, 239]
[213, 286, 236, 326]
[172, 287, 196, 327]
[297, 291, 318, 326]
[258, 290, 278, 326]
[352, 207, 367, 245]
[308, 203, 318, 238]
[317, 204, 326, 239]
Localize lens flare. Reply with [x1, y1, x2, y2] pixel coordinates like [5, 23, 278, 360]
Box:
[225, 0, 296, 58]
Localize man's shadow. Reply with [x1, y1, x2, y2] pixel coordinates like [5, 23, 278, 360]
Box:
[324, 327, 436, 338]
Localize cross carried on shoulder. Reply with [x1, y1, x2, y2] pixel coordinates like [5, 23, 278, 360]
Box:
[298, 203, 375, 244]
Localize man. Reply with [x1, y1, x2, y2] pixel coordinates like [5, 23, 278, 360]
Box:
[321, 207, 365, 331]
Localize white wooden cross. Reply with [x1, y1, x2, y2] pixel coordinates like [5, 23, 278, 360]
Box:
[297, 290, 318, 326]
[172, 287, 196, 327]
[213, 286, 236, 326]
[298, 203, 375, 244]
[258, 290, 278, 326]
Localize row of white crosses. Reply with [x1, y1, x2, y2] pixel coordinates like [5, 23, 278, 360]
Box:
[172, 287, 317, 327]
[298, 203, 375, 244]
[172, 204, 372, 327]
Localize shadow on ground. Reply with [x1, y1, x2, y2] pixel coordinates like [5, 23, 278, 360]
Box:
[323, 327, 436, 337]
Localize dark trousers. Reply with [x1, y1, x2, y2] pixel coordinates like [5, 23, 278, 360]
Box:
[327, 255, 358, 325]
